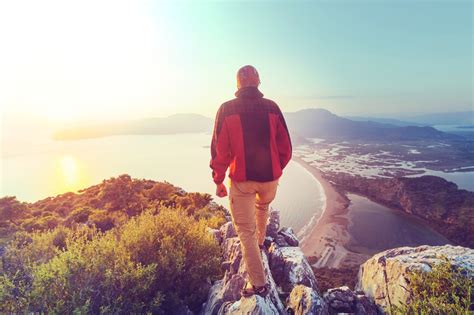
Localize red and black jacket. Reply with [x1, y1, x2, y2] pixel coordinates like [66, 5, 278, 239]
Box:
[210, 87, 292, 184]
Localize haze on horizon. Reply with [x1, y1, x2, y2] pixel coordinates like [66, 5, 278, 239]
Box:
[0, 0, 472, 123]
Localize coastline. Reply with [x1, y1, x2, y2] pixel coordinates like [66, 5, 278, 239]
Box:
[293, 156, 369, 268]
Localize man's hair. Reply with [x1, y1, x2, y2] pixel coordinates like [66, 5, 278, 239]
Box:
[237, 65, 260, 89]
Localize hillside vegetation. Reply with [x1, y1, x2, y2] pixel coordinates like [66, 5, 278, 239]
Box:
[0, 175, 227, 314]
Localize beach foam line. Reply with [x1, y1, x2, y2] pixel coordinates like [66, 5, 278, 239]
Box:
[292, 157, 328, 242]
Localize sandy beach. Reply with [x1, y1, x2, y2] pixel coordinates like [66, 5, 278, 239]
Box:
[293, 156, 369, 268]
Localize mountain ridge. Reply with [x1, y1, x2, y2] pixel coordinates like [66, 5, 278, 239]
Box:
[52, 108, 460, 141]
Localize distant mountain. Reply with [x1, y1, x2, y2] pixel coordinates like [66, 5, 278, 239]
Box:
[401, 111, 474, 125]
[344, 116, 427, 127]
[53, 114, 213, 140]
[285, 108, 459, 141]
[53, 108, 460, 141]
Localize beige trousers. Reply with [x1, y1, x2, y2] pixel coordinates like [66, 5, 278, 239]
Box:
[229, 179, 279, 287]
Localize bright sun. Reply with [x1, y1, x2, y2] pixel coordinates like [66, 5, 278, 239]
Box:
[59, 155, 79, 185]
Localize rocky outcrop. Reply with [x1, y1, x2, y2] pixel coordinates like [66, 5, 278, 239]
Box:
[278, 227, 299, 247]
[269, 245, 317, 294]
[328, 174, 474, 247]
[202, 208, 386, 315]
[357, 245, 474, 311]
[220, 295, 280, 314]
[323, 286, 380, 315]
[207, 208, 472, 314]
[286, 285, 325, 314]
[203, 208, 326, 315]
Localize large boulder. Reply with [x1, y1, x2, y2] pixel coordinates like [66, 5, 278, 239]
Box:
[323, 286, 379, 315]
[357, 245, 474, 311]
[269, 245, 318, 294]
[286, 285, 326, 315]
[220, 295, 280, 315]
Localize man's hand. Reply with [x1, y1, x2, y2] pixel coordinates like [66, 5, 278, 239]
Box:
[216, 183, 228, 198]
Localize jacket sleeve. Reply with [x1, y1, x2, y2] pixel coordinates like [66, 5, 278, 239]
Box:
[276, 110, 292, 170]
[210, 105, 232, 184]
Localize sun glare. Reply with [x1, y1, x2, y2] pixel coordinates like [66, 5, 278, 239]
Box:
[59, 155, 79, 185]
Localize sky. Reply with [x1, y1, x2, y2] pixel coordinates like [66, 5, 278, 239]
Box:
[0, 0, 472, 122]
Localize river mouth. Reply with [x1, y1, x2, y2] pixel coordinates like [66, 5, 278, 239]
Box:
[345, 193, 450, 255]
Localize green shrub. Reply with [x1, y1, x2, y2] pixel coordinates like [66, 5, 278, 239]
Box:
[88, 210, 116, 231]
[393, 257, 473, 314]
[193, 206, 227, 229]
[0, 196, 28, 226]
[30, 227, 159, 314]
[0, 177, 228, 313]
[119, 208, 223, 312]
[0, 207, 222, 314]
[20, 215, 60, 232]
[145, 182, 176, 200]
[65, 206, 93, 226]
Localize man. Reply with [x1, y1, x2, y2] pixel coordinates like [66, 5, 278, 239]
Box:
[210, 65, 292, 297]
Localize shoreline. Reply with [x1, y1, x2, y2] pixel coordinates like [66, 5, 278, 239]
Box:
[292, 156, 369, 268]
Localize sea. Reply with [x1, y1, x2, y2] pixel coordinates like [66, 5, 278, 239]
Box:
[1, 131, 463, 247]
[1, 132, 325, 233]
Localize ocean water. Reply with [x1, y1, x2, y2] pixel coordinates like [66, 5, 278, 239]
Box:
[1, 133, 324, 233]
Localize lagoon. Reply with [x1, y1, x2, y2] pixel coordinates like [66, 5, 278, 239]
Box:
[346, 193, 450, 255]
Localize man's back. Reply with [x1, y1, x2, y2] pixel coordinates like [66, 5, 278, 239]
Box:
[210, 65, 292, 297]
[210, 86, 292, 184]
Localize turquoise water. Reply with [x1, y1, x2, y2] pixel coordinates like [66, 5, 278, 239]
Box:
[1, 133, 325, 233]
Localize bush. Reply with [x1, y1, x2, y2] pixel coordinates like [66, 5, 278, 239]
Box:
[145, 182, 176, 200]
[30, 228, 159, 314]
[88, 210, 116, 231]
[119, 208, 223, 312]
[0, 207, 222, 314]
[393, 257, 473, 314]
[20, 215, 60, 232]
[0, 196, 28, 226]
[64, 206, 93, 226]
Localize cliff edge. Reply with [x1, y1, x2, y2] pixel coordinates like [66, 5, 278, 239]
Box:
[203, 209, 380, 315]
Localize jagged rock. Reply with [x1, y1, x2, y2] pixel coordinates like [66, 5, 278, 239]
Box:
[266, 208, 280, 240]
[279, 227, 299, 247]
[357, 244, 474, 311]
[269, 245, 318, 293]
[354, 293, 380, 315]
[203, 238, 285, 314]
[204, 207, 327, 315]
[220, 295, 280, 315]
[207, 227, 223, 244]
[223, 238, 243, 275]
[275, 235, 289, 247]
[324, 286, 354, 313]
[322, 286, 379, 314]
[220, 221, 237, 240]
[286, 285, 326, 315]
